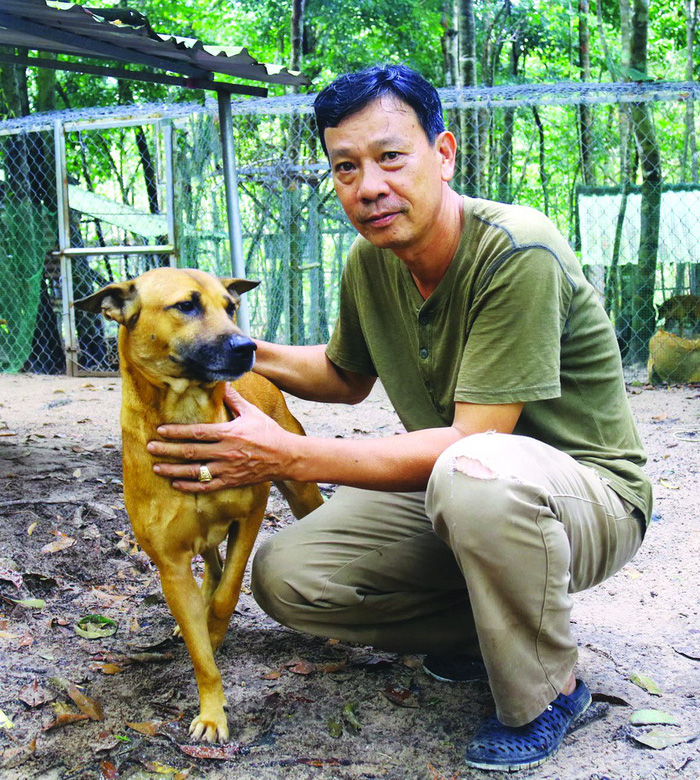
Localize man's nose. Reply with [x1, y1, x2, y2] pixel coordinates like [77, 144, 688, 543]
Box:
[357, 162, 389, 201]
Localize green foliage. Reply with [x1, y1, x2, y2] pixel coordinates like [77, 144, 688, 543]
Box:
[0, 0, 696, 111]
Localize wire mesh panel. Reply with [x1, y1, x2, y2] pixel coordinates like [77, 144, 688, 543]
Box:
[0, 129, 60, 373]
[226, 85, 699, 382]
[61, 119, 174, 374]
[1, 84, 699, 382]
[228, 117, 349, 347]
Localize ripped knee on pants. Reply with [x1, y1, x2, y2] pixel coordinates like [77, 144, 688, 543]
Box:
[453, 456, 497, 480]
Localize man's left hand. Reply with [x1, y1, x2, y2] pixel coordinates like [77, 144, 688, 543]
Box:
[147, 385, 295, 492]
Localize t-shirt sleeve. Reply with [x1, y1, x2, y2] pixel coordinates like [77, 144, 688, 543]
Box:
[455, 245, 575, 404]
[325, 250, 377, 377]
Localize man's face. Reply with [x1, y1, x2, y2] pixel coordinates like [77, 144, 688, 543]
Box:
[324, 96, 455, 254]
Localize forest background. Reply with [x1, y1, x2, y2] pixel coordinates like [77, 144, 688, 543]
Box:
[0, 0, 698, 377]
[2, 0, 698, 111]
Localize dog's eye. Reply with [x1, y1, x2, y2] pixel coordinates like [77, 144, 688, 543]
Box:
[226, 301, 238, 318]
[173, 300, 199, 315]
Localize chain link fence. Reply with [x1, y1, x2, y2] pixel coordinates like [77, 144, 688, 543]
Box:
[1, 82, 699, 383]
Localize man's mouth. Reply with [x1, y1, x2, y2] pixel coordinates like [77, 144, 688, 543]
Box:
[362, 211, 400, 227]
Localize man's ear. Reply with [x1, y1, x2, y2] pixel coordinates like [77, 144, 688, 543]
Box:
[436, 130, 458, 183]
[221, 278, 261, 297]
[73, 281, 139, 326]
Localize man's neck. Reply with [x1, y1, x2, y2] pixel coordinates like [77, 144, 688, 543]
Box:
[396, 189, 464, 300]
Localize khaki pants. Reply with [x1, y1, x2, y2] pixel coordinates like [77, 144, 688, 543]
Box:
[251, 433, 645, 726]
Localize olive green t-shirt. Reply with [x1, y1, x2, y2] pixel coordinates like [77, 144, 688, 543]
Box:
[326, 197, 652, 523]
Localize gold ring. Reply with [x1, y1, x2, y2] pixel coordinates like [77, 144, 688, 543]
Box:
[198, 465, 213, 483]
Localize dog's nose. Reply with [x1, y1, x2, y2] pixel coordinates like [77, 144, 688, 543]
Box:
[227, 334, 256, 360]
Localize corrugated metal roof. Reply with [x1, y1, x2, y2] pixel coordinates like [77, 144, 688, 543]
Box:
[0, 0, 309, 87]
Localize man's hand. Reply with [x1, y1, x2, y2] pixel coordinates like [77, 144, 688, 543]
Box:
[147, 386, 296, 493]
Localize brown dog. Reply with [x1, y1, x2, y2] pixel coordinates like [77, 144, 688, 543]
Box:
[75, 267, 323, 742]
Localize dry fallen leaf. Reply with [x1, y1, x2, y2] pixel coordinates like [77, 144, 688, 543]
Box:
[126, 718, 181, 736]
[98, 759, 119, 779]
[142, 760, 181, 774]
[18, 679, 55, 708]
[43, 712, 91, 731]
[631, 729, 699, 749]
[427, 763, 461, 780]
[177, 742, 247, 760]
[0, 737, 36, 766]
[381, 684, 420, 708]
[629, 672, 662, 695]
[40, 531, 76, 554]
[285, 659, 316, 675]
[11, 598, 45, 609]
[0, 709, 15, 729]
[91, 662, 126, 675]
[672, 644, 700, 661]
[0, 566, 22, 589]
[50, 677, 104, 721]
[630, 709, 681, 726]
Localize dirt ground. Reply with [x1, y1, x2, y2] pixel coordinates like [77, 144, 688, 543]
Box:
[0, 373, 697, 780]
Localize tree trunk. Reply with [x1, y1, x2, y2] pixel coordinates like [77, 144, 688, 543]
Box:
[679, 1, 698, 295]
[605, 118, 635, 354]
[498, 20, 518, 204]
[532, 106, 550, 216]
[578, 0, 594, 185]
[458, 0, 479, 196]
[285, 0, 306, 344]
[440, 3, 458, 86]
[682, 0, 698, 184]
[626, 0, 662, 364]
[0, 48, 30, 118]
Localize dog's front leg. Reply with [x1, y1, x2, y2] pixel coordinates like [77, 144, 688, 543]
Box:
[201, 547, 224, 605]
[158, 557, 229, 742]
[206, 513, 265, 652]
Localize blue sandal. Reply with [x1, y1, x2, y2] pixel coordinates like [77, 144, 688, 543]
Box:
[465, 679, 592, 772]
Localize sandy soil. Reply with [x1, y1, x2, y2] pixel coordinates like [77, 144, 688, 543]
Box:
[0, 374, 698, 780]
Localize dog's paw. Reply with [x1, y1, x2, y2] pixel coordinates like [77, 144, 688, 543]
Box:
[189, 710, 229, 743]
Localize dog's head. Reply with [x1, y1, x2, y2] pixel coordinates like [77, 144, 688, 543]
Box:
[74, 267, 260, 384]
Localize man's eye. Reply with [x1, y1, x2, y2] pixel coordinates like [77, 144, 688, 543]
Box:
[383, 151, 401, 162]
[174, 300, 198, 315]
[335, 162, 354, 174]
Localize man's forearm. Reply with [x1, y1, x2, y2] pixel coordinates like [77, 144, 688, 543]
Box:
[252, 341, 373, 404]
[286, 425, 465, 491]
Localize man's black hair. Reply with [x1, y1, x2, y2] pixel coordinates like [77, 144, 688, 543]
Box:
[313, 64, 445, 157]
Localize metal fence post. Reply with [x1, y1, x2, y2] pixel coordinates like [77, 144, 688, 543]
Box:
[54, 118, 78, 377]
[217, 90, 250, 334]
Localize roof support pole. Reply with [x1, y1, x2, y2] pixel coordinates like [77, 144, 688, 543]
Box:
[217, 90, 250, 334]
[163, 121, 177, 267]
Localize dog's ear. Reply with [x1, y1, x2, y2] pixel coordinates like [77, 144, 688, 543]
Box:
[220, 278, 260, 297]
[73, 281, 139, 327]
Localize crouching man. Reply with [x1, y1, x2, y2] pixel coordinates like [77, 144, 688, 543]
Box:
[150, 65, 651, 771]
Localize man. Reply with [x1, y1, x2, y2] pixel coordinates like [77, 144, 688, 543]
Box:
[148, 65, 652, 771]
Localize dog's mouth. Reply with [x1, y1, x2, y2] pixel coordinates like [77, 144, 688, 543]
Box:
[172, 335, 256, 383]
